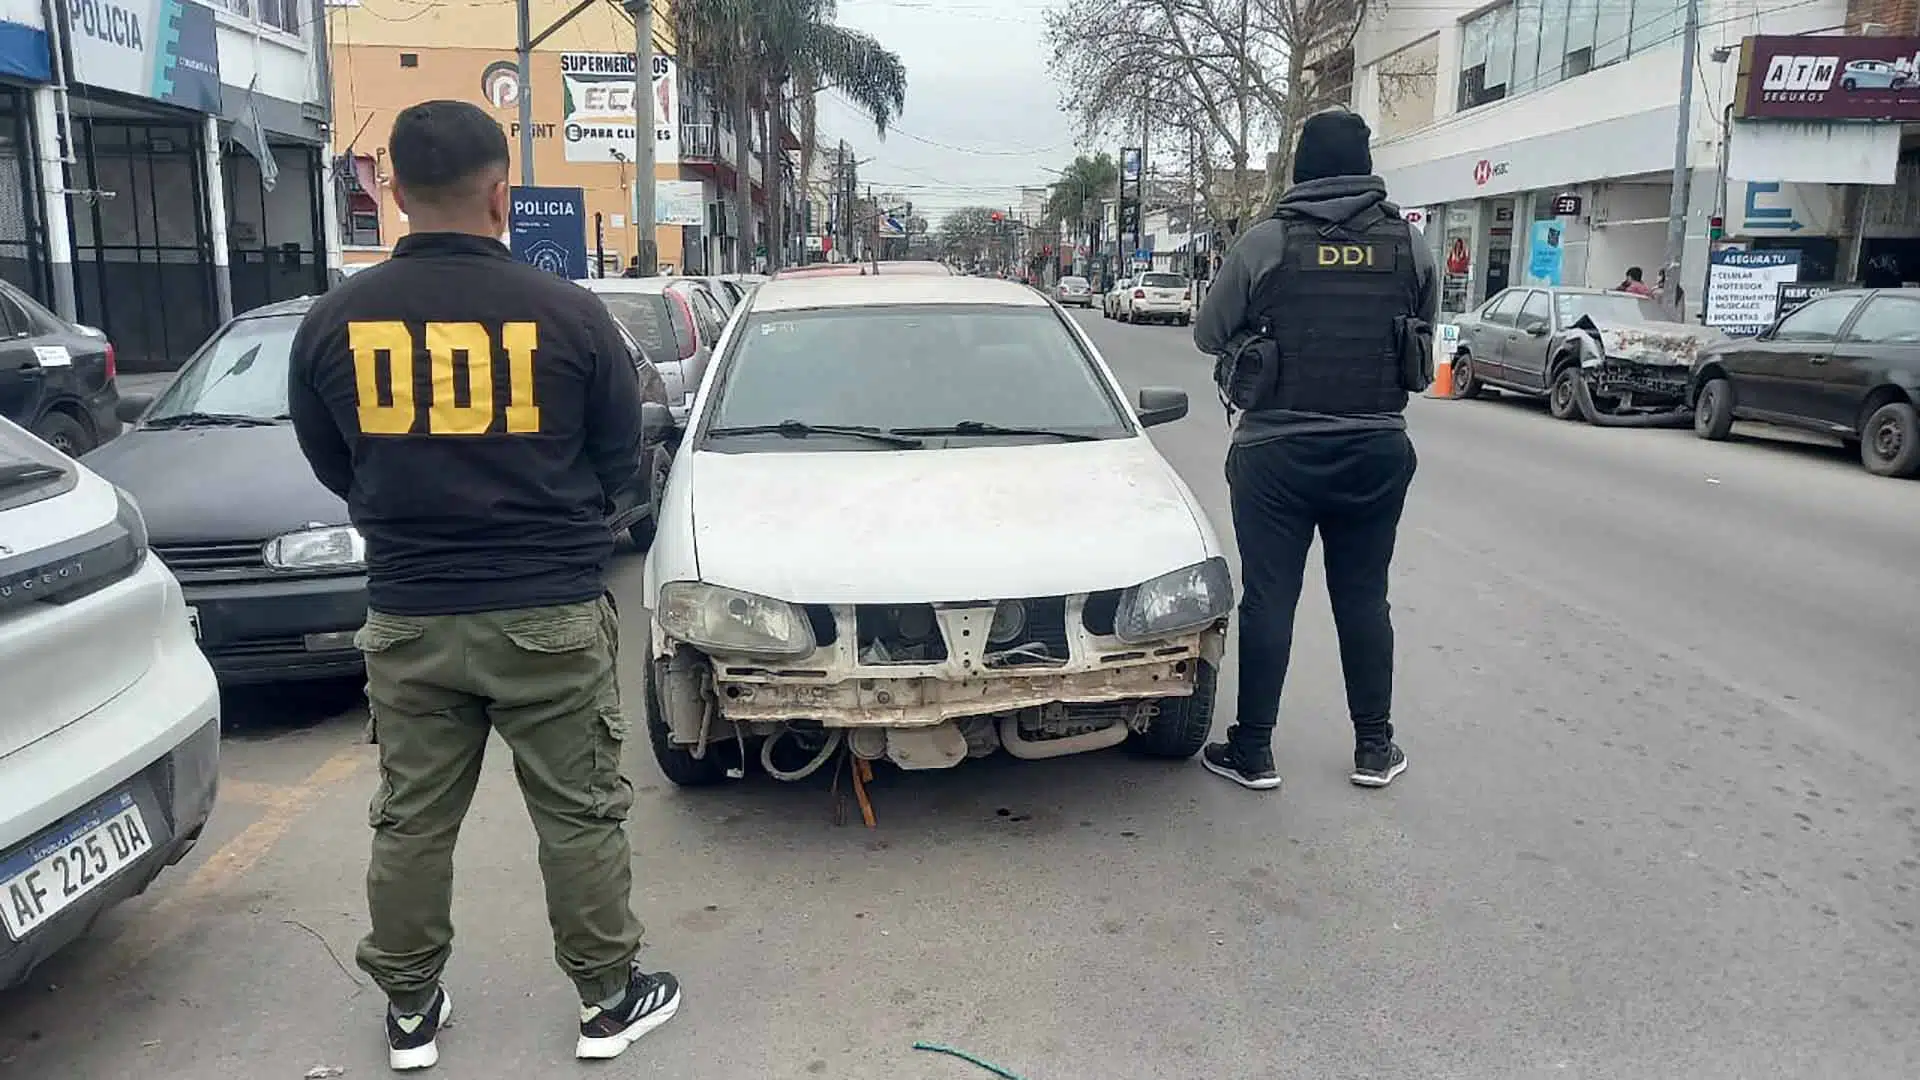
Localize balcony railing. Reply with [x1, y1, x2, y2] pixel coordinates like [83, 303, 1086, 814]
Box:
[679, 123, 763, 184]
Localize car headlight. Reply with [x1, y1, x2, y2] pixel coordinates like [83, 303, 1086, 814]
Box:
[1115, 557, 1234, 643]
[263, 525, 366, 571]
[113, 486, 149, 568]
[657, 581, 815, 658]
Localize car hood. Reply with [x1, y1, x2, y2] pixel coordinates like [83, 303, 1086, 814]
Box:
[1572, 315, 1726, 368]
[686, 438, 1214, 604]
[82, 424, 348, 542]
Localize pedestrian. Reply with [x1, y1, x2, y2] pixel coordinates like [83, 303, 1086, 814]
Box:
[622, 255, 643, 278]
[1191, 107, 1435, 793]
[287, 100, 680, 1071]
[1655, 266, 1685, 317]
[1618, 266, 1654, 297]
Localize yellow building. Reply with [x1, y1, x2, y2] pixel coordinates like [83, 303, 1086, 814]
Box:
[329, 0, 799, 275]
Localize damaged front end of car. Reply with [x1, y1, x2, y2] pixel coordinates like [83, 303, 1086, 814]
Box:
[648, 558, 1232, 779]
[1568, 316, 1723, 426]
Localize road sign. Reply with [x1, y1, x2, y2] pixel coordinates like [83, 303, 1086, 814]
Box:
[508, 186, 588, 279]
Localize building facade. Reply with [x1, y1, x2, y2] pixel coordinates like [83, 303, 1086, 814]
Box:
[328, 0, 800, 276]
[2, 0, 333, 371]
[1352, 0, 1847, 319]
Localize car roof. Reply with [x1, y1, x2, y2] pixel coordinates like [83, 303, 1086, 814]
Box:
[577, 277, 689, 294]
[749, 273, 1049, 313]
[239, 295, 318, 319]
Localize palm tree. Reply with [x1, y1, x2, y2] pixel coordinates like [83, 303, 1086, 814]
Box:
[674, 0, 906, 271]
[1045, 153, 1118, 274]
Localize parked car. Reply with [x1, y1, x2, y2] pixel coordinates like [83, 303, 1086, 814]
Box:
[1054, 275, 1094, 308]
[0, 279, 122, 455]
[86, 296, 676, 685]
[1689, 287, 1920, 477]
[640, 273, 1227, 787]
[1112, 272, 1193, 325]
[1101, 274, 1135, 319]
[1451, 286, 1718, 421]
[1, 414, 219, 988]
[578, 277, 730, 426]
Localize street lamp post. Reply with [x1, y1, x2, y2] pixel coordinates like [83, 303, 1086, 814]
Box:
[625, 0, 658, 275]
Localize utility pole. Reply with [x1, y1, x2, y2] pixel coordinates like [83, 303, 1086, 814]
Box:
[868, 184, 879, 268]
[625, 0, 658, 274]
[1661, 0, 1700, 312]
[516, 0, 534, 185]
[1136, 92, 1149, 265]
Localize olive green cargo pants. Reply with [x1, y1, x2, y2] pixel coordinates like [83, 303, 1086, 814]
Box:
[352, 597, 643, 1013]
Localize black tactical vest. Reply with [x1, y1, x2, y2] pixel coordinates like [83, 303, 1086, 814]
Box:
[1248, 206, 1421, 416]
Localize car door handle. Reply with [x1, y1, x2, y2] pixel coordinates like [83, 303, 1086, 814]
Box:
[1808, 354, 1829, 365]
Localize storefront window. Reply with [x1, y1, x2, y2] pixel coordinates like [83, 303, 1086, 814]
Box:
[1457, 0, 1684, 111]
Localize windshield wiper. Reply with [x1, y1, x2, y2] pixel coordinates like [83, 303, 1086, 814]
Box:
[140, 412, 284, 429]
[0, 462, 67, 493]
[890, 420, 1103, 442]
[705, 420, 924, 448]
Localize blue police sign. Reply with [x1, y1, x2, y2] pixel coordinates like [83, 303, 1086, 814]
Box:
[508, 186, 588, 279]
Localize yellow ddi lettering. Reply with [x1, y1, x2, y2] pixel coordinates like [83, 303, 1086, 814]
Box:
[1315, 244, 1376, 267]
[347, 320, 543, 436]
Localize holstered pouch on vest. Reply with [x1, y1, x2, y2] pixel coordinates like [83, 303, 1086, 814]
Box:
[1213, 330, 1282, 415]
[1394, 314, 1434, 393]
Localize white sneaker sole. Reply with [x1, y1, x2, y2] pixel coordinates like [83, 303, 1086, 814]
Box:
[575, 989, 681, 1060]
[389, 991, 452, 1071]
[1350, 756, 1408, 788]
[1201, 754, 1283, 791]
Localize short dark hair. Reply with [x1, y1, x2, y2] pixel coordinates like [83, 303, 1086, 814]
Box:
[388, 100, 510, 205]
[1625, 266, 1644, 280]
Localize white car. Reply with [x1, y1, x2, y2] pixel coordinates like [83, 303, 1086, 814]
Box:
[640, 274, 1230, 786]
[0, 417, 220, 987]
[1116, 271, 1194, 325]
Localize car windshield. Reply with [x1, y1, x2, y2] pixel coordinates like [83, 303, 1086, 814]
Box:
[1060, 277, 1088, 287]
[146, 314, 301, 422]
[1556, 293, 1674, 326]
[705, 304, 1132, 446]
[1142, 273, 1187, 289]
[593, 292, 677, 360]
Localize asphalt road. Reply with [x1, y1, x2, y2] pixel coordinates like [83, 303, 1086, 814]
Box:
[4, 307, 1917, 1080]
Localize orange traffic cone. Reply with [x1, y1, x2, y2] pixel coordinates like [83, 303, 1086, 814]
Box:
[1427, 351, 1455, 399]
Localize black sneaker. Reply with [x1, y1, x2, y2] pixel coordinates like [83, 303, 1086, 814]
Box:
[385, 986, 452, 1071]
[1350, 743, 1408, 788]
[1200, 740, 1282, 791]
[576, 967, 682, 1060]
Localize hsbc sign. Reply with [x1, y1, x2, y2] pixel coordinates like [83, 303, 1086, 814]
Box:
[1472, 159, 1510, 186]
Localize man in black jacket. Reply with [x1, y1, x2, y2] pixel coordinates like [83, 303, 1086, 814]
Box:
[1192, 108, 1437, 794]
[289, 100, 679, 1070]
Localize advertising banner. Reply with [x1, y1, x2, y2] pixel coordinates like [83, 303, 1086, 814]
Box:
[1704, 249, 1801, 336]
[560, 52, 679, 165]
[653, 179, 704, 226]
[65, 0, 221, 112]
[1525, 220, 1564, 286]
[509, 186, 589, 280]
[1735, 35, 1920, 121]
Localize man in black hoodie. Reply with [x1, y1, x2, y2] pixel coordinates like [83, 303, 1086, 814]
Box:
[1192, 107, 1437, 794]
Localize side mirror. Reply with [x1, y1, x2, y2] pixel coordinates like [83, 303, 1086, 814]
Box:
[1135, 385, 1189, 427]
[640, 401, 677, 443]
[115, 393, 154, 424]
[1525, 323, 1549, 336]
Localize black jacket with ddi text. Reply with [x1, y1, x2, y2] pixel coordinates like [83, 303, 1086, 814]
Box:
[289, 232, 644, 617]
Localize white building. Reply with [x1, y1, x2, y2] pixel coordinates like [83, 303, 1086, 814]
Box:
[1, 0, 336, 371]
[1351, 0, 1848, 319]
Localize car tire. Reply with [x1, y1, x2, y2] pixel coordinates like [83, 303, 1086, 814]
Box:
[1125, 660, 1218, 760]
[1693, 377, 1735, 440]
[1859, 400, 1920, 478]
[640, 624, 732, 788]
[625, 445, 673, 550]
[1453, 352, 1482, 399]
[30, 411, 91, 456]
[1548, 365, 1581, 421]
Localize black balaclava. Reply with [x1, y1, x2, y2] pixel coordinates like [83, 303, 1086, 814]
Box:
[1292, 108, 1374, 184]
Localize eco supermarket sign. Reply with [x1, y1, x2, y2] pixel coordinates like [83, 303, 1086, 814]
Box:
[559, 52, 679, 166]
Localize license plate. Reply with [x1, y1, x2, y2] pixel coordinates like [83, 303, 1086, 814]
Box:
[186, 606, 200, 639]
[1, 792, 152, 941]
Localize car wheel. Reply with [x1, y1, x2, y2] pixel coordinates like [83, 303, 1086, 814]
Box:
[1843, 77, 1858, 90]
[1125, 660, 1217, 759]
[1860, 401, 1920, 477]
[1694, 377, 1735, 440]
[641, 624, 733, 787]
[1548, 366, 1581, 421]
[1453, 352, 1482, 399]
[30, 411, 91, 456]
[626, 445, 672, 549]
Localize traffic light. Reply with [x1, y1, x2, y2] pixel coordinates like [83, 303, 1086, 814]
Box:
[1708, 215, 1724, 241]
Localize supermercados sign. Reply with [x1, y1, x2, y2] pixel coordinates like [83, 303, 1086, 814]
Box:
[65, 0, 221, 112]
[559, 51, 679, 166]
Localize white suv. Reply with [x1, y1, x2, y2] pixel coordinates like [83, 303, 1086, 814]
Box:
[0, 416, 219, 988]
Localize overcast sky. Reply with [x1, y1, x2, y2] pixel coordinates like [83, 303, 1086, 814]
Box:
[812, 0, 1087, 223]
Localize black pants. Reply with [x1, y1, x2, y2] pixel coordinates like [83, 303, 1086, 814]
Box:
[1226, 429, 1417, 751]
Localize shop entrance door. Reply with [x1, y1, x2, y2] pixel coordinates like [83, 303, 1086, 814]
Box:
[69, 118, 217, 373]
[0, 86, 50, 304]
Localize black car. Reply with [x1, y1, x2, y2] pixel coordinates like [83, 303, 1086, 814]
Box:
[0, 279, 122, 455]
[84, 296, 678, 684]
[1690, 286, 1920, 477]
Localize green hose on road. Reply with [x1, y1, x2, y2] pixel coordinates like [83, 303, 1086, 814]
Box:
[912, 1041, 1031, 1080]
